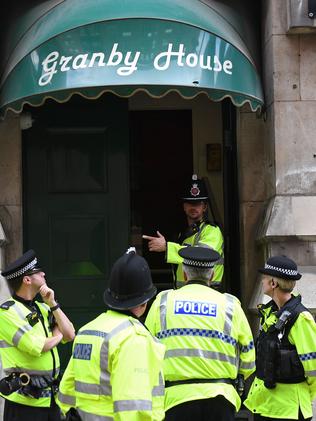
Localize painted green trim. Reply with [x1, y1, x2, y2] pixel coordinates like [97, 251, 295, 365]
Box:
[2, 0, 256, 84]
[0, 4, 264, 114]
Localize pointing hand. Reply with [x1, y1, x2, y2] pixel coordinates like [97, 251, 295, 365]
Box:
[142, 231, 166, 252]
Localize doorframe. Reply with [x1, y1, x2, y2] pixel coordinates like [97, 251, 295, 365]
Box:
[222, 99, 241, 297]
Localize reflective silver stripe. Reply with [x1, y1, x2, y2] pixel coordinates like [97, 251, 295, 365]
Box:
[57, 391, 76, 406]
[165, 348, 237, 365]
[305, 370, 316, 377]
[239, 360, 256, 370]
[223, 294, 235, 337]
[151, 335, 161, 345]
[107, 319, 133, 340]
[11, 303, 26, 320]
[0, 340, 11, 348]
[12, 324, 33, 346]
[114, 399, 152, 412]
[77, 408, 113, 421]
[159, 291, 169, 331]
[152, 384, 164, 397]
[99, 320, 132, 396]
[75, 319, 133, 397]
[10, 301, 36, 346]
[193, 222, 206, 245]
[75, 380, 100, 395]
[38, 302, 50, 312]
[4, 368, 55, 377]
[152, 372, 164, 397]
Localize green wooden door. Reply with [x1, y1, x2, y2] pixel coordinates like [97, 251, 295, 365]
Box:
[23, 95, 129, 364]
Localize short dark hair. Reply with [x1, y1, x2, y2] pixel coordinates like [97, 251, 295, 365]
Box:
[7, 275, 24, 293]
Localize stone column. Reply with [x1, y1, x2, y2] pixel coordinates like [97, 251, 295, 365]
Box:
[0, 112, 22, 420]
[0, 222, 10, 420]
[247, 0, 316, 418]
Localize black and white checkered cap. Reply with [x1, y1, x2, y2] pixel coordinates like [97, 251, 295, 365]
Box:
[1, 250, 42, 280]
[258, 255, 302, 281]
[179, 246, 220, 268]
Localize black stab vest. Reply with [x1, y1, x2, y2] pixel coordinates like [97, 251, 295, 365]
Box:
[256, 296, 307, 385]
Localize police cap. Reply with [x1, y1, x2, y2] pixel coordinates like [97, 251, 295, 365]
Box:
[1, 250, 42, 281]
[258, 255, 302, 281]
[104, 247, 157, 310]
[179, 246, 220, 268]
[182, 174, 208, 201]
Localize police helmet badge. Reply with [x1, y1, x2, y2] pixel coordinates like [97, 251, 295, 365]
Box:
[182, 174, 208, 201]
[190, 175, 200, 197]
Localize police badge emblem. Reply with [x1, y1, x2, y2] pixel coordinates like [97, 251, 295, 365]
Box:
[190, 183, 200, 197]
[182, 174, 208, 201]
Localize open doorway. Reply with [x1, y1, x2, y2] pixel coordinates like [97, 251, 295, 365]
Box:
[129, 110, 193, 292]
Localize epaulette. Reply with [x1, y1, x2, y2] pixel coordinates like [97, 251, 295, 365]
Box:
[224, 292, 240, 304]
[0, 300, 15, 310]
[129, 318, 148, 336]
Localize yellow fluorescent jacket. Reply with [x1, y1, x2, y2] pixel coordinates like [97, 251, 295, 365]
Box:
[145, 284, 255, 412]
[57, 311, 165, 421]
[166, 222, 224, 286]
[244, 303, 316, 420]
[0, 298, 60, 407]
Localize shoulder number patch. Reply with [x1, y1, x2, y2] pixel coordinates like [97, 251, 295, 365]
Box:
[73, 343, 92, 360]
[174, 300, 217, 317]
[0, 300, 15, 310]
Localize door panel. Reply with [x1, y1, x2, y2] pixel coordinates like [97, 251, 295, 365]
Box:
[23, 96, 129, 346]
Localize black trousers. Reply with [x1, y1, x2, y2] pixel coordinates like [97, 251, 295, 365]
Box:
[3, 398, 61, 421]
[254, 410, 312, 421]
[165, 395, 235, 421]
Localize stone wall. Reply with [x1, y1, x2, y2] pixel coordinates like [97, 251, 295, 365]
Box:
[246, 1, 316, 415]
[0, 113, 23, 267]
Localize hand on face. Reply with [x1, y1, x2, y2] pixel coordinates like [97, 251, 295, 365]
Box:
[142, 231, 166, 252]
[39, 284, 56, 307]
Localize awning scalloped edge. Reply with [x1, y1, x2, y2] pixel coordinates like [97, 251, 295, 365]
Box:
[1, 86, 263, 118]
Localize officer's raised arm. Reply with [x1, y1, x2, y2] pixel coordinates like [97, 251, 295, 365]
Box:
[39, 284, 75, 342]
[42, 326, 63, 352]
[142, 231, 166, 252]
[0, 249, 75, 420]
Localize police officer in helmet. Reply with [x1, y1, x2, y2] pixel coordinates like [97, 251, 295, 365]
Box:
[143, 174, 224, 289]
[57, 247, 165, 421]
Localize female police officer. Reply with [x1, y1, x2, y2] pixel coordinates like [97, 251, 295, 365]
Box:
[244, 255, 316, 421]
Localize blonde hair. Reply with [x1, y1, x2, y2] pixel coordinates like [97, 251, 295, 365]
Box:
[274, 277, 296, 293]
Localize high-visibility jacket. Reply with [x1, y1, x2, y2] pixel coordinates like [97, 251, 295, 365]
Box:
[145, 283, 255, 412]
[0, 297, 60, 407]
[166, 222, 224, 287]
[244, 297, 316, 420]
[57, 310, 165, 421]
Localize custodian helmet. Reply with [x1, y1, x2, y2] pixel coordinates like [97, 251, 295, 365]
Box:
[182, 174, 208, 201]
[103, 247, 157, 310]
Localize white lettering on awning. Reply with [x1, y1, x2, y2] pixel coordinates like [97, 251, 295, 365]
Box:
[38, 43, 233, 87]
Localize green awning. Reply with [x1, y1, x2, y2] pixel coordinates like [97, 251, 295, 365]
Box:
[0, 0, 264, 115]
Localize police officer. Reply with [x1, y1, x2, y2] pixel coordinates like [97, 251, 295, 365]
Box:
[244, 255, 316, 421]
[57, 247, 165, 421]
[145, 246, 255, 421]
[143, 174, 224, 289]
[0, 249, 75, 421]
